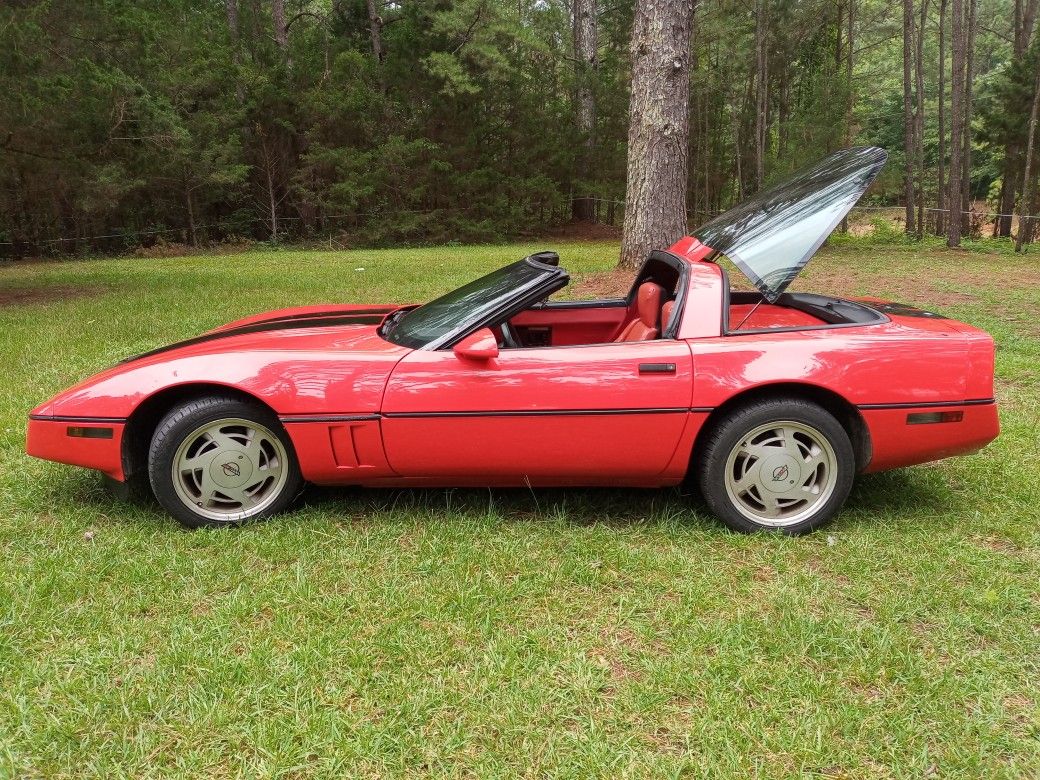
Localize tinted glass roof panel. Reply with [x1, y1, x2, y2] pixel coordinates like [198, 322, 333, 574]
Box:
[692, 146, 888, 302]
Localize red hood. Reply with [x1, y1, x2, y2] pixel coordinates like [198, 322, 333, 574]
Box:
[119, 303, 408, 365]
[30, 304, 413, 419]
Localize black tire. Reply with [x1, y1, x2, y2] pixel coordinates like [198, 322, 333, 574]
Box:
[147, 395, 302, 529]
[696, 398, 855, 535]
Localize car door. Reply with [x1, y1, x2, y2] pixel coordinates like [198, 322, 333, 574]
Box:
[379, 340, 695, 483]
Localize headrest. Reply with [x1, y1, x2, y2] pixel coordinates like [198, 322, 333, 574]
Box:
[636, 282, 664, 328]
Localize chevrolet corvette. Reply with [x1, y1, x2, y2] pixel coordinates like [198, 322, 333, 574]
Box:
[26, 147, 999, 533]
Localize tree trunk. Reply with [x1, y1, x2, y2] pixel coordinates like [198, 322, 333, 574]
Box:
[960, 0, 977, 235]
[226, 0, 239, 48]
[754, 0, 767, 192]
[619, 0, 695, 269]
[936, 0, 947, 235]
[366, 0, 384, 63]
[571, 0, 598, 222]
[271, 0, 290, 66]
[844, 0, 854, 140]
[947, 0, 964, 247]
[1015, 64, 1040, 252]
[997, 0, 1039, 237]
[840, 0, 855, 232]
[226, 0, 244, 103]
[258, 128, 280, 242]
[902, 0, 916, 235]
[267, 163, 279, 242]
[914, 0, 928, 239]
[731, 92, 744, 203]
[185, 184, 198, 246]
[1018, 0, 1040, 52]
[778, 61, 790, 161]
[995, 158, 1018, 237]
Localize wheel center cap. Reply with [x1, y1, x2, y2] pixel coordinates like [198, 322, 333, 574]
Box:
[210, 451, 253, 488]
[760, 455, 801, 493]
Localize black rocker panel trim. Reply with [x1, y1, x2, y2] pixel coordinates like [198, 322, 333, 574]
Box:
[280, 414, 381, 423]
[381, 407, 710, 418]
[280, 407, 717, 421]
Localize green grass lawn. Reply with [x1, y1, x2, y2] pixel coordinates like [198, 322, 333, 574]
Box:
[1, 240, 1038, 778]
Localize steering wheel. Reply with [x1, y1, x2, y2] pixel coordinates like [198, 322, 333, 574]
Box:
[499, 321, 522, 349]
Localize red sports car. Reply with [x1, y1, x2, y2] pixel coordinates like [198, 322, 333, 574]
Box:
[26, 147, 999, 534]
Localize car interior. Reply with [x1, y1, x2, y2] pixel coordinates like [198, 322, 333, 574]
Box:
[490, 250, 888, 348]
[494, 251, 684, 348]
[724, 288, 888, 332]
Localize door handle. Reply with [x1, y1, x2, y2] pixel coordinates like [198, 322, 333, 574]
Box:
[638, 363, 676, 374]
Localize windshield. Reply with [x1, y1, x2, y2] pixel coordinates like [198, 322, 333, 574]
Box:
[693, 146, 888, 302]
[382, 258, 561, 349]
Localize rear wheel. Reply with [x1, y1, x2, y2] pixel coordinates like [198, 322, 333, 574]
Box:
[697, 398, 855, 535]
[148, 396, 302, 529]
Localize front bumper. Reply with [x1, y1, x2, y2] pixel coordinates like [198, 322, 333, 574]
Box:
[26, 415, 126, 481]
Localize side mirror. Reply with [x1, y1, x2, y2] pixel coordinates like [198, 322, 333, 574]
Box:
[453, 328, 499, 362]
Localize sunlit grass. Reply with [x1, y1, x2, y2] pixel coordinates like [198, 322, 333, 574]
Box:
[0, 239, 1037, 778]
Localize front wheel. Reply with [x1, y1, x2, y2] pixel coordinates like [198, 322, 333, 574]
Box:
[148, 396, 302, 529]
[697, 398, 855, 535]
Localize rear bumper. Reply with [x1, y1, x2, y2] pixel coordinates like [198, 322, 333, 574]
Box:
[26, 415, 126, 481]
[860, 400, 999, 473]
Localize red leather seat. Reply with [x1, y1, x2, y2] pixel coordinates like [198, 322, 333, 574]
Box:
[615, 282, 664, 342]
[661, 300, 675, 334]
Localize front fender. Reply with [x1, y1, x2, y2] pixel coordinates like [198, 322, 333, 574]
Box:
[33, 348, 401, 421]
[27, 344, 408, 481]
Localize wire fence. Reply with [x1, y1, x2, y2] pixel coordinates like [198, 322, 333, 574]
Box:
[0, 205, 483, 249]
[582, 196, 1040, 222]
[2, 198, 1036, 254]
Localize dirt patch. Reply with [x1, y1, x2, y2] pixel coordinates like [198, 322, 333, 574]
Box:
[997, 694, 1037, 732]
[570, 245, 1037, 314]
[971, 535, 1027, 555]
[570, 269, 632, 298]
[807, 248, 1040, 296]
[0, 283, 112, 307]
[800, 267, 982, 309]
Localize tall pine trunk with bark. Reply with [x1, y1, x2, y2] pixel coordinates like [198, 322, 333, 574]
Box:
[366, 0, 383, 63]
[754, 0, 768, 192]
[1015, 64, 1040, 251]
[840, 0, 855, 233]
[936, 0, 947, 235]
[226, 0, 245, 104]
[914, 0, 928, 238]
[619, 0, 695, 269]
[572, 0, 598, 222]
[902, 0, 916, 235]
[996, 0, 1039, 236]
[947, 0, 965, 247]
[272, 0, 290, 68]
[960, 0, 978, 234]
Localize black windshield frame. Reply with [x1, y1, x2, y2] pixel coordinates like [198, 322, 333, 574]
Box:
[381, 256, 568, 350]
